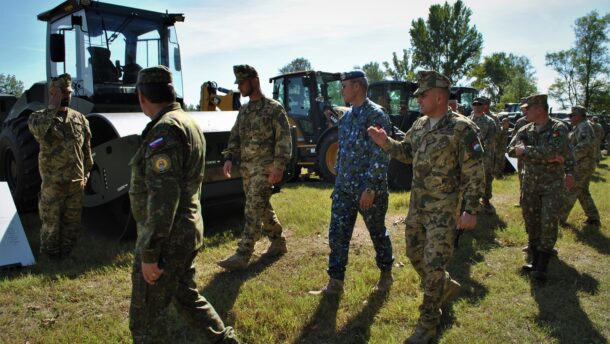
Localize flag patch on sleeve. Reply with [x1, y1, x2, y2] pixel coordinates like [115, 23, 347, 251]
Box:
[149, 137, 165, 150]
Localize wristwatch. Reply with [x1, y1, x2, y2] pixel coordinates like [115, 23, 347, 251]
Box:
[364, 188, 374, 195]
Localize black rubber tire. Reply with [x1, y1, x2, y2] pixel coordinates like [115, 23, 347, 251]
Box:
[0, 115, 41, 211]
[317, 130, 339, 183]
[387, 159, 412, 191]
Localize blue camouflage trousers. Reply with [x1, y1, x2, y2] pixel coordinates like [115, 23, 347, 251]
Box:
[327, 190, 394, 281]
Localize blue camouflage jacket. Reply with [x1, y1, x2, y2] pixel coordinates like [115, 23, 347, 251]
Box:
[335, 98, 391, 195]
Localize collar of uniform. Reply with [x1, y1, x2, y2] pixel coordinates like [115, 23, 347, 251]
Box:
[351, 98, 371, 115]
[246, 95, 267, 111]
[141, 102, 181, 137]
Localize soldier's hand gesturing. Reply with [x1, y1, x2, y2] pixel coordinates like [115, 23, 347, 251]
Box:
[367, 126, 388, 147]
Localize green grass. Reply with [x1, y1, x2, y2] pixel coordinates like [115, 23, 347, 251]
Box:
[1, 161, 609, 343]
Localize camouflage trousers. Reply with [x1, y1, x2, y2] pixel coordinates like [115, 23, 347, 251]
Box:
[404, 209, 457, 329]
[237, 165, 283, 256]
[38, 181, 83, 257]
[560, 166, 599, 223]
[495, 150, 506, 176]
[483, 156, 494, 202]
[130, 251, 237, 344]
[327, 190, 394, 281]
[521, 180, 564, 253]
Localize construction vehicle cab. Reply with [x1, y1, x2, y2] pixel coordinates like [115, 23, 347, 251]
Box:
[0, 1, 243, 236]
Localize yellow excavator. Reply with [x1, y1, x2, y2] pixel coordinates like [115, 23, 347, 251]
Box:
[200, 81, 241, 111]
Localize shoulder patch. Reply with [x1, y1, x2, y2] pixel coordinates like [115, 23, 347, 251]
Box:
[151, 154, 171, 173]
[149, 137, 166, 150]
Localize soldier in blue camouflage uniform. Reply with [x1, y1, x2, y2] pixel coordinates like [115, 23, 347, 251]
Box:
[469, 97, 497, 212]
[369, 70, 484, 344]
[508, 94, 573, 283]
[218, 65, 292, 271]
[128, 66, 239, 344]
[312, 71, 394, 295]
[560, 106, 600, 226]
[28, 74, 93, 260]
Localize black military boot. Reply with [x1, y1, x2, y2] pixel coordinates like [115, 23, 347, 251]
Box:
[522, 246, 538, 273]
[531, 251, 551, 282]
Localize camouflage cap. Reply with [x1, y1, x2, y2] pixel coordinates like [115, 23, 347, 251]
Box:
[413, 70, 451, 96]
[341, 70, 366, 81]
[49, 73, 73, 92]
[570, 105, 587, 117]
[520, 94, 547, 109]
[136, 65, 173, 87]
[233, 64, 258, 84]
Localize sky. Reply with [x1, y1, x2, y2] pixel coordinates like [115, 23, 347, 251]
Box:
[1, 0, 609, 109]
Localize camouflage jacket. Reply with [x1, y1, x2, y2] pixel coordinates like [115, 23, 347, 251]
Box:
[383, 111, 484, 214]
[28, 107, 93, 184]
[335, 98, 391, 195]
[590, 120, 604, 146]
[497, 126, 509, 154]
[129, 102, 205, 264]
[468, 113, 497, 159]
[223, 96, 292, 171]
[570, 120, 597, 171]
[508, 118, 573, 188]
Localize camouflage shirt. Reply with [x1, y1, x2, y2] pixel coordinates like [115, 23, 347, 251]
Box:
[508, 118, 573, 187]
[335, 98, 391, 194]
[570, 120, 597, 172]
[590, 120, 604, 147]
[468, 113, 497, 160]
[129, 102, 206, 264]
[383, 111, 484, 214]
[28, 107, 93, 184]
[223, 96, 292, 170]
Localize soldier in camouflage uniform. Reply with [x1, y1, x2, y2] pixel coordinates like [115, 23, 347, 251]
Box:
[590, 116, 604, 163]
[28, 73, 93, 260]
[508, 94, 573, 283]
[495, 117, 510, 175]
[312, 71, 394, 295]
[469, 97, 497, 211]
[480, 98, 504, 178]
[218, 65, 292, 271]
[369, 70, 484, 344]
[128, 66, 239, 344]
[560, 106, 600, 226]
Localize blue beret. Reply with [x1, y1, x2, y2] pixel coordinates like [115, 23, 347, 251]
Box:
[341, 70, 366, 81]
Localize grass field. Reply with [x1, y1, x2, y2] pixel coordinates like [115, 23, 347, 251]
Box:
[1, 161, 609, 344]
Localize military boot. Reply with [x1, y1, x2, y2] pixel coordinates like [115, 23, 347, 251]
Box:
[522, 246, 538, 273]
[373, 270, 394, 292]
[440, 278, 461, 306]
[217, 253, 250, 271]
[263, 236, 287, 257]
[531, 251, 551, 283]
[309, 278, 344, 295]
[405, 323, 437, 344]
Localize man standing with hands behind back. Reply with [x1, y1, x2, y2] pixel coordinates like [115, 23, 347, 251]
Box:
[28, 73, 93, 260]
[218, 64, 292, 271]
[368, 70, 484, 344]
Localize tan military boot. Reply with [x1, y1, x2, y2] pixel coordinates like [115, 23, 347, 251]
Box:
[440, 278, 461, 306]
[217, 253, 250, 271]
[373, 270, 394, 292]
[263, 237, 287, 257]
[309, 278, 344, 295]
[405, 324, 437, 344]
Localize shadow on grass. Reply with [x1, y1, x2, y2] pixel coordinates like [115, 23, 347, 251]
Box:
[531, 258, 606, 344]
[199, 254, 281, 323]
[573, 223, 610, 255]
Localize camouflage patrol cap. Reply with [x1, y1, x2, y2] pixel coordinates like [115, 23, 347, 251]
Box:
[520, 94, 547, 108]
[413, 70, 451, 96]
[233, 64, 258, 83]
[570, 105, 587, 117]
[341, 70, 366, 81]
[50, 73, 73, 92]
[136, 65, 173, 87]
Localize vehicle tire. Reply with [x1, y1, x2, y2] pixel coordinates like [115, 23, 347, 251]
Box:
[0, 115, 41, 211]
[387, 159, 412, 191]
[317, 130, 339, 183]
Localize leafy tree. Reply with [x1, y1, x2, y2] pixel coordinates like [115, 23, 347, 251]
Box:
[470, 53, 537, 106]
[409, 0, 483, 83]
[0, 74, 24, 97]
[546, 11, 610, 112]
[360, 62, 385, 82]
[383, 49, 416, 81]
[278, 57, 313, 74]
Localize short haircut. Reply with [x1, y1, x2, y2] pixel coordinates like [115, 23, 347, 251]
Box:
[351, 77, 368, 92]
[137, 83, 176, 103]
